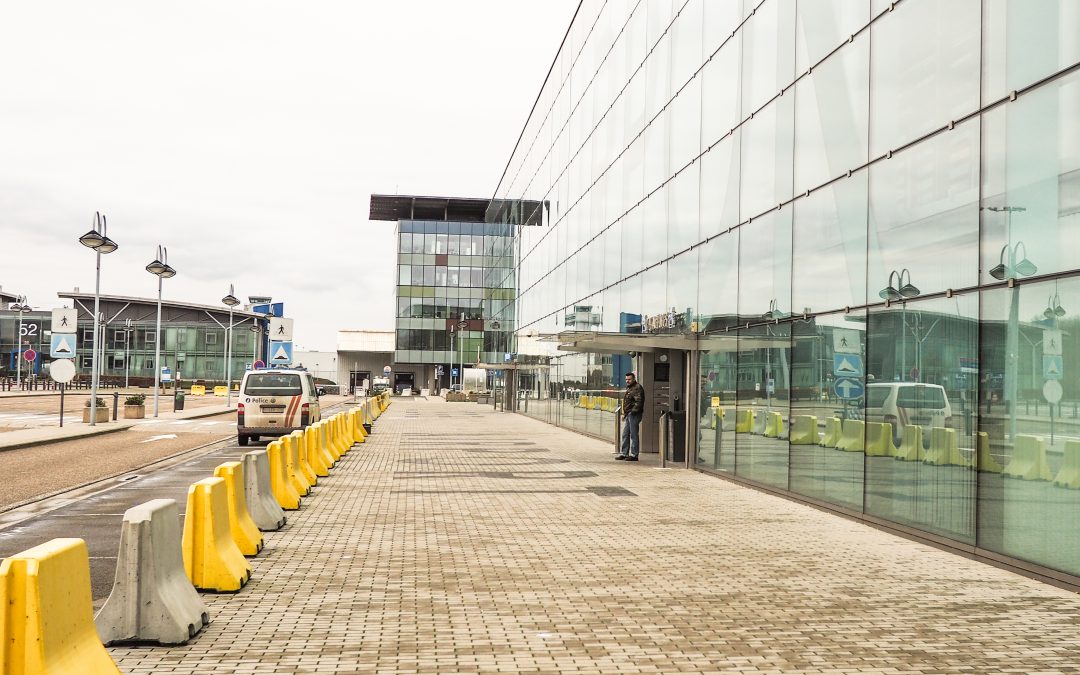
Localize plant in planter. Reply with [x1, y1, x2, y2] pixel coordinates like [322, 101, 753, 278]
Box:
[123, 393, 146, 419]
[82, 397, 110, 423]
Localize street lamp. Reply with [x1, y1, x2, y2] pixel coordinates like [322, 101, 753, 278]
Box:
[146, 245, 176, 417]
[879, 269, 922, 380]
[987, 206, 1036, 442]
[249, 323, 262, 368]
[222, 285, 240, 408]
[11, 296, 29, 388]
[79, 212, 118, 426]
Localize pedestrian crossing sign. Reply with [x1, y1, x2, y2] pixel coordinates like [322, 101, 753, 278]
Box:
[269, 340, 293, 365]
[50, 333, 76, 358]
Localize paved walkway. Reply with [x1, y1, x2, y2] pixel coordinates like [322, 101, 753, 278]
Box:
[110, 399, 1080, 673]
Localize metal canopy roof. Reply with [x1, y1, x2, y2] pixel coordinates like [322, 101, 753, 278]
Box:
[369, 194, 491, 223]
[545, 331, 791, 355]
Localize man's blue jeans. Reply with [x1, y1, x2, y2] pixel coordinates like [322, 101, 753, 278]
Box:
[620, 411, 642, 457]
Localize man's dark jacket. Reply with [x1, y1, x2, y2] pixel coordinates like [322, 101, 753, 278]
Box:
[624, 381, 645, 415]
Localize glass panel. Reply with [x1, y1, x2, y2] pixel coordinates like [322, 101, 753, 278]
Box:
[697, 337, 738, 473]
[864, 294, 978, 543]
[737, 209, 793, 323]
[739, 95, 795, 220]
[699, 132, 741, 239]
[869, 0, 980, 157]
[734, 324, 790, 489]
[981, 70, 1080, 284]
[792, 169, 868, 313]
[789, 312, 866, 511]
[868, 119, 980, 300]
[795, 0, 870, 72]
[978, 279, 1080, 575]
[697, 230, 739, 333]
[983, 0, 1080, 101]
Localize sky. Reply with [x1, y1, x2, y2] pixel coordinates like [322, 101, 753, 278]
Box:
[0, 1, 576, 351]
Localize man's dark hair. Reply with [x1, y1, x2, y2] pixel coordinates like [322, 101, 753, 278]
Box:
[625, 372, 635, 378]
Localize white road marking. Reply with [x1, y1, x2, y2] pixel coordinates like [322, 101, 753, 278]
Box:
[140, 434, 178, 443]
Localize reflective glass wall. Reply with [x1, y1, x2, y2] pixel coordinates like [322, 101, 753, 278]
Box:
[490, 0, 1080, 579]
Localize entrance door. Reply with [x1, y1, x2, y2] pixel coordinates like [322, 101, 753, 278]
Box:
[349, 370, 370, 395]
[394, 372, 414, 394]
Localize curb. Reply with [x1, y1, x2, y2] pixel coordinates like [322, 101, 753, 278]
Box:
[0, 407, 233, 453]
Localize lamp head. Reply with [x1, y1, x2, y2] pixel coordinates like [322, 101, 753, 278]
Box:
[159, 265, 177, 279]
[96, 237, 118, 254]
[79, 229, 105, 249]
[988, 263, 1007, 281]
[146, 259, 166, 275]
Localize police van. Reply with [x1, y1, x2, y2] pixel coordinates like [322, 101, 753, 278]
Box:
[237, 368, 323, 446]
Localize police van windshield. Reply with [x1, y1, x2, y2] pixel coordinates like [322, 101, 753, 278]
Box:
[244, 373, 302, 396]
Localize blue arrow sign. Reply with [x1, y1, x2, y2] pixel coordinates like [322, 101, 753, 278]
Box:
[833, 354, 863, 378]
[1044, 354, 1064, 381]
[833, 377, 864, 400]
[269, 340, 293, 365]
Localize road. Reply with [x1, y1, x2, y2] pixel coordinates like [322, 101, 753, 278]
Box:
[0, 389, 227, 431]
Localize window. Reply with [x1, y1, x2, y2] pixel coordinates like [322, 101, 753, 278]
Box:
[243, 373, 303, 396]
[205, 332, 218, 345]
[143, 358, 154, 369]
[81, 356, 94, 369]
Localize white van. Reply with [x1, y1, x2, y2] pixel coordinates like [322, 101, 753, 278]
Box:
[237, 368, 323, 446]
[865, 382, 952, 444]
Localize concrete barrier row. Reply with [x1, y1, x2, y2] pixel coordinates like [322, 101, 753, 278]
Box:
[0, 392, 392, 671]
[576, 395, 619, 412]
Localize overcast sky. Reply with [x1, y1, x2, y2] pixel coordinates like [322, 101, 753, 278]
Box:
[0, 1, 575, 351]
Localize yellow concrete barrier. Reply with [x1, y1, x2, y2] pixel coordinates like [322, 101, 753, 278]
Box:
[351, 409, 367, 443]
[1052, 439, 1080, 488]
[266, 441, 301, 510]
[304, 425, 330, 477]
[1003, 434, 1052, 481]
[578, 395, 586, 408]
[213, 462, 264, 556]
[190, 384, 206, 396]
[181, 478, 251, 592]
[316, 421, 337, 466]
[836, 419, 864, 452]
[820, 417, 841, 448]
[0, 538, 121, 674]
[865, 422, 894, 457]
[213, 386, 227, 397]
[997, 434, 1049, 481]
[290, 430, 318, 486]
[336, 414, 352, 455]
[282, 434, 312, 495]
[976, 432, 1002, 473]
[789, 415, 818, 445]
[924, 427, 970, 467]
[893, 425, 924, 461]
[734, 409, 754, 433]
[763, 412, 784, 439]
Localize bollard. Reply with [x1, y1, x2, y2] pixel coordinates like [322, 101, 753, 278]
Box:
[181, 478, 251, 592]
[213, 462, 264, 556]
[95, 500, 210, 646]
[242, 450, 287, 530]
[290, 430, 318, 486]
[112, 391, 120, 421]
[1, 538, 122, 674]
[282, 434, 312, 495]
[305, 426, 330, 477]
[266, 441, 301, 510]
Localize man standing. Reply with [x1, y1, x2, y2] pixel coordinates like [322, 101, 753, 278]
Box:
[618, 371, 645, 461]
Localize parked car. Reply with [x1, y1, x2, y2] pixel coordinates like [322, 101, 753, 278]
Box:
[865, 382, 952, 445]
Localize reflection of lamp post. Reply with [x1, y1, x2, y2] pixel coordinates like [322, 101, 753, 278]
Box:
[249, 324, 261, 367]
[879, 269, 921, 380]
[79, 212, 118, 426]
[11, 296, 29, 388]
[123, 318, 135, 388]
[146, 246, 176, 417]
[988, 206, 1036, 441]
[222, 285, 240, 408]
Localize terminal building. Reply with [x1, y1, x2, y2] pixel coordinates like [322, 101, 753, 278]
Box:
[485, 2, 1080, 585]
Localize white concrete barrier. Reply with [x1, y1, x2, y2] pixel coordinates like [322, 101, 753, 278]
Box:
[243, 450, 287, 531]
[95, 499, 210, 645]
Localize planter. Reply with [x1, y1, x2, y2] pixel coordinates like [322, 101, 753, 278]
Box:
[123, 404, 146, 419]
[82, 407, 110, 423]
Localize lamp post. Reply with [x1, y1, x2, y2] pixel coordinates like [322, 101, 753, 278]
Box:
[879, 269, 921, 380]
[222, 285, 240, 408]
[11, 296, 29, 388]
[249, 324, 261, 367]
[146, 246, 176, 417]
[78, 212, 118, 426]
[988, 206, 1036, 442]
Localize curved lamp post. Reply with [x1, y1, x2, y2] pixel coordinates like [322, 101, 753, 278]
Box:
[879, 269, 922, 380]
[78, 212, 118, 426]
[146, 246, 176, 417]
[222, 285, 240, 408]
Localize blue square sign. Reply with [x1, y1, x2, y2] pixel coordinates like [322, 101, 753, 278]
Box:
[269, 340, 293, 365]
[50, 333, 77, 358]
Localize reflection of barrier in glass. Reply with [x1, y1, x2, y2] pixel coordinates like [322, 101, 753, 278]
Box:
[735, 409, 754, 433]
[820, 417, 841, 448]
[975, 432, 1002, 473]
[865, 422, 894, 457]
[1052, 439, 1080, 488]
[1003, 434, 1052, 481]
[763, 412, 784, 439]
[751, 410, 768, 435]
[893, 425, 924, 462]
[923, 427, 970, 467]
[789, 415, 818, 445]
[836, 419, 865, 452]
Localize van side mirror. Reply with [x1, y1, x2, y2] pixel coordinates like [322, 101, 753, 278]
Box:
[317, 387, 326, 397]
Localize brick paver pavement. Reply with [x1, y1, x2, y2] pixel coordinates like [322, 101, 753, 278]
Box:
[111, 399, 1080, 673]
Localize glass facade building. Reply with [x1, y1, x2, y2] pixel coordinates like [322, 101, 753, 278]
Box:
[488, 0, 1080, 583]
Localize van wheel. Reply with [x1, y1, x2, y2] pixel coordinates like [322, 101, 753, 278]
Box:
[238, 434, 249, 446]
[250, 435, 260, 443]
